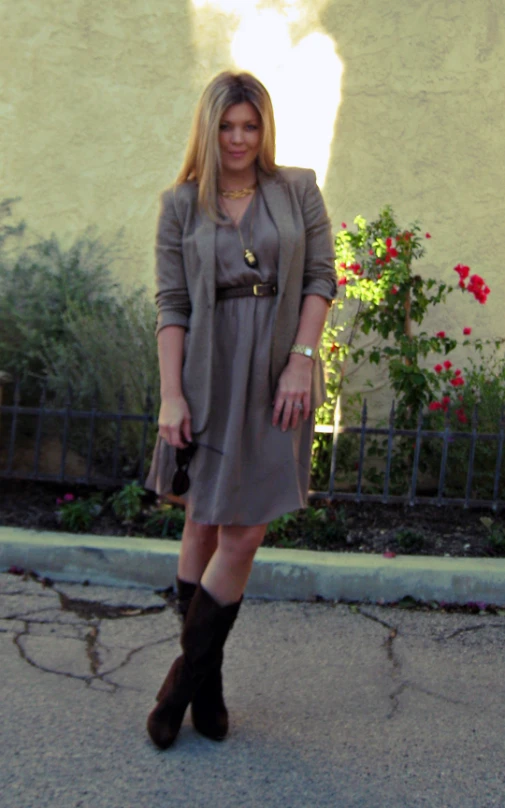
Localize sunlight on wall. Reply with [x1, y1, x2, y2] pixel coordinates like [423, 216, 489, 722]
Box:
[190, 0, 342, 187]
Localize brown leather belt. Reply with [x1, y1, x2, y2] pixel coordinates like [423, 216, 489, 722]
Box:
[216, 282, 277, 301]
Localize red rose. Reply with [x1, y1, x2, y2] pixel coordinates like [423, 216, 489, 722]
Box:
[391, 286, 398, 295]
[434, 364, 443, 373]
[454, 264, 470, 280]
[341, 222, 347, 228]
[454, 369, 462, 376]
[443, 360, 452, 370]
[338, 278, 347, 286]
[450, 377, 465, 387]
[463, 327, 472, 335]
[456, 409, 468, 424]
[425, 233, 431, 238]
[458, 280, 466, 289]
[436, 331, 446, 338]
[429, 401, 442, 411]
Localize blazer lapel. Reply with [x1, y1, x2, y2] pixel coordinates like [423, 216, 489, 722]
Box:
[258, 170, 297, 299]
[195, 214, 216, 307]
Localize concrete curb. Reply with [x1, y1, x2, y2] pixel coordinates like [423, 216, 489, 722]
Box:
[1, 526, 505, 605]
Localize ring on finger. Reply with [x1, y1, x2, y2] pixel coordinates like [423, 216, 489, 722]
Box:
[293, 402, 303, 411]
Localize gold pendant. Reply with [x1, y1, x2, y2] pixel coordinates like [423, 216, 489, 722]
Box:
[244, 249, 259, 268]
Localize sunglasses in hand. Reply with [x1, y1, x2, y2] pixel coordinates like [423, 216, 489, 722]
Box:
[171, 440, 223, 496]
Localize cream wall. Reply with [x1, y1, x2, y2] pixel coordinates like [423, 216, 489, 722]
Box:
[1, 0, 504, 392]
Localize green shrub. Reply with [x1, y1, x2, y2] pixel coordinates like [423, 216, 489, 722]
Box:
[267, 505, 348, 548]
[0, 224, 123, 390]
[56, 494, 103, 532]
[480, 517, 505, 556]
[144, 503, 186, 539]
[266, 512, 297, 539]
[395, 528, 425, 553]
[110, 481, 145, 524]
[299, 505, 348, 546]
[0, 201, 160, 472]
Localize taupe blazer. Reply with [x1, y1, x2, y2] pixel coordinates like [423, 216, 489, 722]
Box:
[154, 166, 337, 435]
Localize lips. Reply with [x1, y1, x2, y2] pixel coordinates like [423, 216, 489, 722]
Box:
[228, 151, 247, 158]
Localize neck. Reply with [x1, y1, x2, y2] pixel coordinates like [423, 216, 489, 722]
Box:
[219, 166, 257, 191]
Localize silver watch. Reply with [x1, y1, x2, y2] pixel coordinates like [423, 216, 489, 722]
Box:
[290, 343, 316, 360]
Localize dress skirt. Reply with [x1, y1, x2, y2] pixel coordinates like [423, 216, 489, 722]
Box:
[145, 189, 315, 526]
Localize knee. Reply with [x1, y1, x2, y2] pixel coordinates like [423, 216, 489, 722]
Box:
[182, 516, 218, 549]
[218, 525, 266, 562]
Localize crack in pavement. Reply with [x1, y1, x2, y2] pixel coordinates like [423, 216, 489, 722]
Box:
[11, 615, 180, 693]
[4, 574, 178, 693]
[85, 625, 101, 676]
[13, 621, 99, 688]
[440, 623, 505, 641]
[356, 607, 488, 718]
[353, 607, 403, 718]
[57, 591, 167, 621]
[97, 633, 179, 681]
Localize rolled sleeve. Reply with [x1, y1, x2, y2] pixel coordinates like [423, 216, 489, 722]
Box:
[302, 171, 337, 302]
[154, 188, 191, 337]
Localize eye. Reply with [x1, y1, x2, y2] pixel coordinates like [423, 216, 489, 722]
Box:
[219, 122, 230, 130]
[246, 124, 259, 131]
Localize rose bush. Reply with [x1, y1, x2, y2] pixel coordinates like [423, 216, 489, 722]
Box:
[313, 206, 503, 494]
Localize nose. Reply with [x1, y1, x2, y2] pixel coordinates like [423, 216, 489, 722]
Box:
[230, 126, 244, 145]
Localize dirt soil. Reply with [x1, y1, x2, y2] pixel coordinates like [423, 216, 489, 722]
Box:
[1, 479, 504, 558]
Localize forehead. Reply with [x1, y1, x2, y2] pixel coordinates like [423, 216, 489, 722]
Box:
[220, 101, 260, 123]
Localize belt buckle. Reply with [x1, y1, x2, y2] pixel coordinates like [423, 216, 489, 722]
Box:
[253, 283, 275, 297]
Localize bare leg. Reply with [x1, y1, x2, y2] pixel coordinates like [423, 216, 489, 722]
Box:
[177, 513, 218, 584]
[200, 524, 267, 605]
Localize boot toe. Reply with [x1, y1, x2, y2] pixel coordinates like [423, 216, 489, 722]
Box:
[146, 656, 191, 749]
[147, 706, 179, 749]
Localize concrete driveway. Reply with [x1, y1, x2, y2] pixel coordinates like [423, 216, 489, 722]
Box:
[1, 571, 504, 808]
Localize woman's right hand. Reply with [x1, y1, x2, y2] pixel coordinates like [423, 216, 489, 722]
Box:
[158, 395, 192, 448]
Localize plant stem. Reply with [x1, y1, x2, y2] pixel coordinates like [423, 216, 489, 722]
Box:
[404, 287, 413, 365]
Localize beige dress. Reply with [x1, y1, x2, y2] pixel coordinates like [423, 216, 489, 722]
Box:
[146, 189, 315, 526]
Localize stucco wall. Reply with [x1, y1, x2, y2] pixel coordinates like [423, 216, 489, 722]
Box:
[1, 0, 503, 396]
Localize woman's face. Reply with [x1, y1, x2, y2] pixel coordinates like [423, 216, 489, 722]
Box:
[218, 102, 261, 177]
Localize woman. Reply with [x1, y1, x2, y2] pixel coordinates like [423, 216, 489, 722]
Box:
[145, 71, 336, 749]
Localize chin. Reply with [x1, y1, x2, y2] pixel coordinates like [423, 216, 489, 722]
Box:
[227, 161, 255, 175]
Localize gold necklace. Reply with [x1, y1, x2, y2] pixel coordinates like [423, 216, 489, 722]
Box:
[221, 193, 259, 269]
[219, 184, 257, 200]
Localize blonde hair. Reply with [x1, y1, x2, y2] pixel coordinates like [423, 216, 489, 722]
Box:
[176, 71, 277, 220]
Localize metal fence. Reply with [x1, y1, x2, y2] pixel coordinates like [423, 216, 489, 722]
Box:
[1, 379, 504, 510]
[0, 380, 154, 487]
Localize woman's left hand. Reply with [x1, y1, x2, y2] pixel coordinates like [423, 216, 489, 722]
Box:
[272, 354, 313, 431]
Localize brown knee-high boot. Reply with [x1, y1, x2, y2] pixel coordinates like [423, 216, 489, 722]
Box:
[157, 577, 240, 741]
[147, 583, 241, 749]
